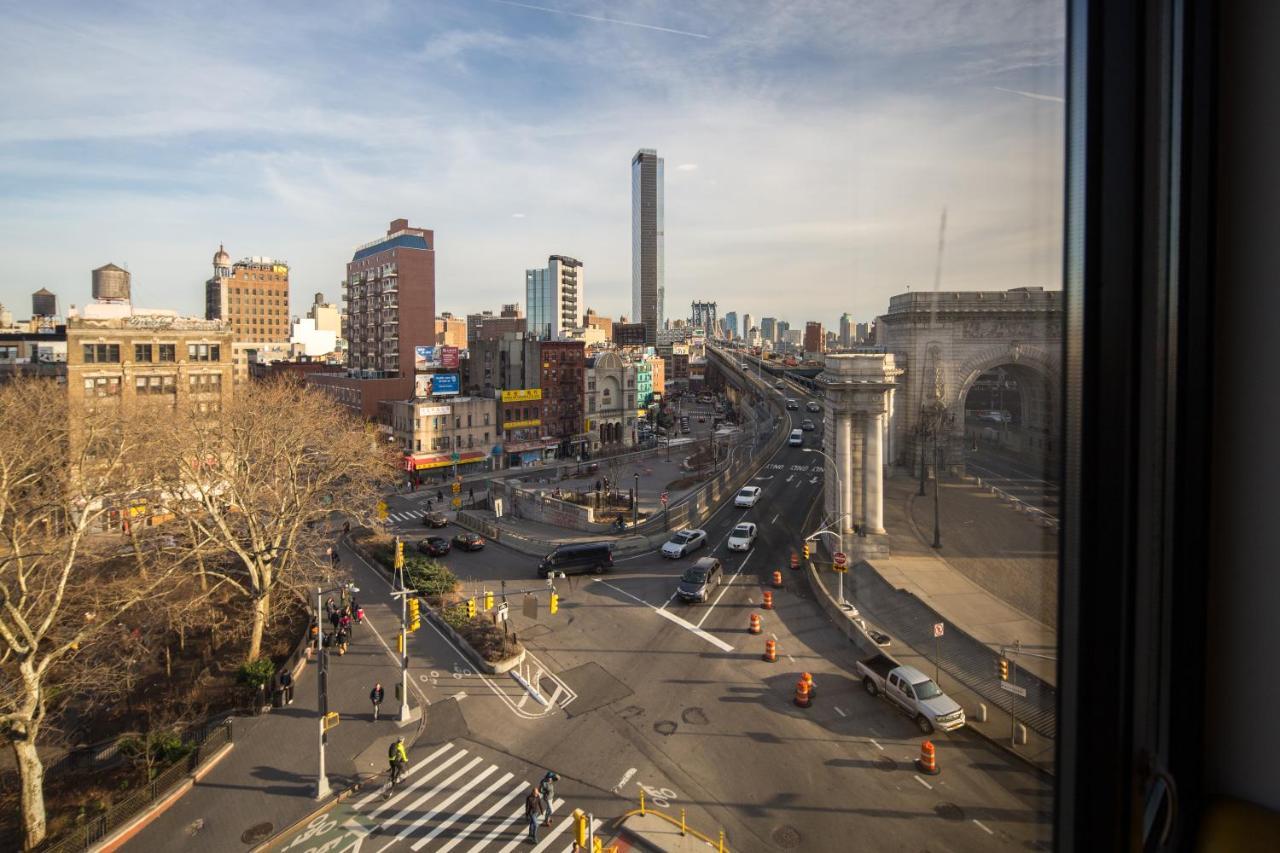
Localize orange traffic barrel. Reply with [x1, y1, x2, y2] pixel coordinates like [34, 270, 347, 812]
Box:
[916, 740, 940, 775]
[790, 552, 800, 569]
[772, 570, 783, 588]
[801, 672, 815, 699]
[749, 613, 762, 634]
[794, 678, 812, 708]
[762, 590, 774, 610]
[763, 639, 777, 662]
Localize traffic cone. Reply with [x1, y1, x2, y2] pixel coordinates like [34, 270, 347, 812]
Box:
[794, 678, 811, 708]
[790, 552, 800, 570]
[801, 672, 815, 699]
[763, 639, 777, 662]
[916, 740, 940, 775]
[762, 590, 773, 610]
[749, 613, 762, 634]
[772, 570, 783, 588]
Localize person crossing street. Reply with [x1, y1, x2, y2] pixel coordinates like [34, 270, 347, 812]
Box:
[524, 785, 543, 843]
[387, 736, 408, 793]
[370, 682, 385, 720]
[538, 771, 560, 826]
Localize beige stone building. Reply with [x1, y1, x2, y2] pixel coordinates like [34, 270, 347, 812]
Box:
[390, 395, 500, 479]
[67, 305, 233, 415]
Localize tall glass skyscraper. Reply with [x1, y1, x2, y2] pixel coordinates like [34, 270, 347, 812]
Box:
[632, 149, 664, 346]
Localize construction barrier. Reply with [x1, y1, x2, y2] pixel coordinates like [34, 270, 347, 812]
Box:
[771, 570, 783, 588]
[763, 639, 777, 662]
[916, 740, 940, 775]
[794, 678, 812, 708]
[762, 590, 773, 610]
[749, 613, 762, 634]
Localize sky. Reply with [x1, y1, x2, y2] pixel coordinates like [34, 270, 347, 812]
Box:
[0, 0, 1065, 331]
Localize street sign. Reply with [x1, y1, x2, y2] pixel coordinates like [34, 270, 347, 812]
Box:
[833, 551, 847, 568]
[450, 452, 461, 462]
[322, 711, 340, 731]
[933, 622, 945, 638]
[660, 491, 669, 506]
[999, 681, 1027, 698]
[522, 594, 538, 619]
[496, 602, 509, 622]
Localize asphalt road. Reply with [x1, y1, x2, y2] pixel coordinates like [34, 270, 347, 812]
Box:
[961, 445, 1060, 520]
[267, 385, 1052, 853]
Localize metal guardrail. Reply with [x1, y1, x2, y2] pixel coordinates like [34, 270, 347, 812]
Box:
[36, 720, 233, 853]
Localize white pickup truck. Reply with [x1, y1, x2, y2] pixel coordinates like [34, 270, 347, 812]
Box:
[856, 652, 966, 734]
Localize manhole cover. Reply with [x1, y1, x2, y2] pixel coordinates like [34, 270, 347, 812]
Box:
[241, 822, 274, 844]
[874, 755, 897, 772]
[934, 802, 965, 822]
[771, 824, 802, 849]
[681, 707, 709, 725]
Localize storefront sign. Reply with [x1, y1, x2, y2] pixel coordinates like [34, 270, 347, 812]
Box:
[504, 418, 541, 430]
[419, 405, 450, 417]
[404, 450, 485, 471]
[501, 388, 543, 403]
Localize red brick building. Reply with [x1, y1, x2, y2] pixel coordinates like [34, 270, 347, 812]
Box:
[538, 340, 587, 455]
[803, 321, 825, 355]
[345, 219, 435, 377]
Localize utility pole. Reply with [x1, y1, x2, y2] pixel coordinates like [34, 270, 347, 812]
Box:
[932, 433, 943, 549]
[633, 472, 639, 528]
[396, 537, 410, 723]
[314, 586, 329, 800]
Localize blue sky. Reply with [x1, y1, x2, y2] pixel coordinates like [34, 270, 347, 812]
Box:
[0, 0, 1064, 329]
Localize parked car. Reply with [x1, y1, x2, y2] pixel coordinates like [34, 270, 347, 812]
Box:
[786, 399, 799, 410]
[661, 529, 708, 558]
[857, 652, 966, 734]
[452, 532, 485, 551]
[734, 486, 763, 507]
[676, 557, 723, 603]
[418, 536, 451, 556]
[538, 541, 615, 577]
[423, 511, 449, 528]
[726, 522, 757, 551]
[801, 419, 816, 431]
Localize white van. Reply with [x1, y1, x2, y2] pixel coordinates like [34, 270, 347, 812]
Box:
[789, 429, 804, 446]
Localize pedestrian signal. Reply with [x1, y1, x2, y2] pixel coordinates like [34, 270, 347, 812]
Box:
[467, 597, 477, 618]
[395, 539, 404, 569]
[484, 590, 494, 611]
[408, 598, 421, 632]
[999, 657, 1009, 681]
[550, 592, 559, 615]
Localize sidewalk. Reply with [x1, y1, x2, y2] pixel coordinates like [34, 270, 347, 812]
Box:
[872, 473, 1058, 687]
[119, 539, 423, 853]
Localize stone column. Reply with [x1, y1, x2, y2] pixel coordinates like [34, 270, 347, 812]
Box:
[837, 412, 854, 533]
[864, 412, 885, 534]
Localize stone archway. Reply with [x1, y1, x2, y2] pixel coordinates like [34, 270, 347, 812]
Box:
[952, 343, 1059, 469]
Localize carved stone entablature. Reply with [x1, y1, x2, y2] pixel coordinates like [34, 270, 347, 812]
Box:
[961, 317, 1060, 339]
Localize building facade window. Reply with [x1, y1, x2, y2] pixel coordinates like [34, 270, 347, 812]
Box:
[83, 343, 120, 363]
[136, 375, 176, 396]
[134, 344, 153, 362]
[187, 343, 221, 362]
[83, 376, 121, 397]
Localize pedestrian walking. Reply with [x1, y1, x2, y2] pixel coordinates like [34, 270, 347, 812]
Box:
[329, 609, 341, 631]
[437, 489, 444, 503]
[427, 498, 433, 512]
[538, 771, 559, 825]
[524, 786, 543, 843]
[326, 596, 337, 616]
[469, 486, 475, 503]
[331, 548, 341, 567]
[279, 669, 294, 704]
[336, 626, 349, 655]
[370, 682, 384, 720]
[339, 612, 352, 635]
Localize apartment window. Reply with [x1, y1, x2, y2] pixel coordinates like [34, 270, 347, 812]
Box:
[82, 376, 121, 397]
[134, 344, 153, 362]
[187, 343, 221, 362]
[0, 345, 17, 362]
[135, 375, 175, 396]
[196, 401, 221, 414]
[82, 343, 120, 363]
[467, 414, 473, 427]
[484, 432, 489, 444]
[189, 373, 222, 393]
[484, 412, 491, 426]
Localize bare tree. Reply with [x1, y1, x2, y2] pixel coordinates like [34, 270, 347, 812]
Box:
[0, 379, 182, 849]
[159, 379, 395, 661]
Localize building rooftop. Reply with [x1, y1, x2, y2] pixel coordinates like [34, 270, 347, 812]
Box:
[352, 232, 430, 262]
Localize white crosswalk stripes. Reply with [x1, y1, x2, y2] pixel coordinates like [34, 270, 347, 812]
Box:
[344, 742, 594, 853]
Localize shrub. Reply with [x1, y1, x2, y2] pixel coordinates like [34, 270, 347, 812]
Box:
[236, 657, 276, 689]
[404, 557, 459, 597]
[440, 602, 469, 631]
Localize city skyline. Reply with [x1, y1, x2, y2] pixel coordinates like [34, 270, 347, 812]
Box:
[0, 1, 1063, 327]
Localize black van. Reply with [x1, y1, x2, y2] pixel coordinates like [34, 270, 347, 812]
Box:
[538, 542, 615, 577]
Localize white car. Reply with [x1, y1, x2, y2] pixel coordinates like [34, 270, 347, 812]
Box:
[727, 522, 757, 551]
[734, 486, 762, 507]
[661, 529, 708, 558]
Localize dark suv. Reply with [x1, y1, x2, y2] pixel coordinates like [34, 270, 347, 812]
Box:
[538, 542, 615, 577]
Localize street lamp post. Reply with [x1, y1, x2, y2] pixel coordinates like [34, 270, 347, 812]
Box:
[800, 447, 853, 609]
[633, 472, 639, 528]
[314, 579, 359, 800]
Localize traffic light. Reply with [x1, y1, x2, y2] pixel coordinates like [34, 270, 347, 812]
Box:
[467, 597, 477, 618]
[550, 592, 559, 615]
[484, 590, 494, 612]
[802, 543, 810, 560]
[397, 633, 404, 653]
[573, 809, 589, 848]
[395, 538, 404, 569]
[407, 598, 421, 632]
[999, 657, 1009, 681]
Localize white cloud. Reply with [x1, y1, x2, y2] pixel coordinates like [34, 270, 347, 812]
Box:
[676, 163, 698, 171]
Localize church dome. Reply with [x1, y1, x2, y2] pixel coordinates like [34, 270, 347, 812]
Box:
[213, 243, 231, 267]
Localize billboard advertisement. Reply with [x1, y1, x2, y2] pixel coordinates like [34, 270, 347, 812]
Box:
[431, 373, 460, 396]
[440, 345, 460, 369]
[500, 388, 543, 403]
[414, 346, 436, 371]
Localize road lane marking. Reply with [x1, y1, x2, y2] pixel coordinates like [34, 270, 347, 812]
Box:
[973, 819, 995, 835]
[373, 758, 490, 848]
[870, 739, 884, 750]
[612, 768, 637, 793]
[488, 798, 565, 853]
[354, 742, 454, 809]
[431, 781, 527, 853]
[770, 513, 779, 523]
[834, 707, 847, 717]
[658, 589, 679, 611]
[787, 655, 795, 662]
[697, 549, 752, 628]
[594, 578, 734, 651]
[408, 772, 514, 850]
[785, 474, 794, 482]
[368, 748, 469, 820]
[913, 775, 933, 790]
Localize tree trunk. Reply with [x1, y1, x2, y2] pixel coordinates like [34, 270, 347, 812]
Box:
[246, 589, 270, 661]
[12, 737, 47, 850]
